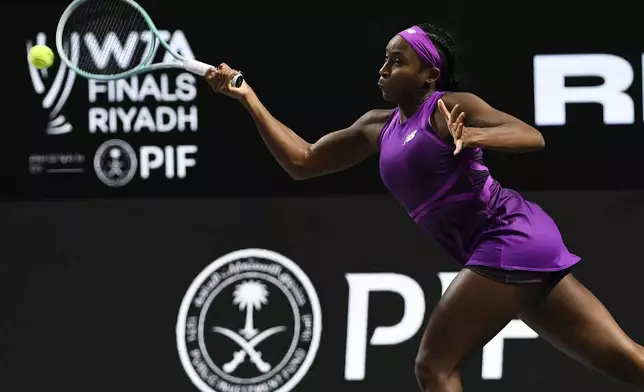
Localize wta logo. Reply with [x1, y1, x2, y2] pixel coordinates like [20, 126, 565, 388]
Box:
[26, 29, 199, 136]
[26, 32, 77, 135]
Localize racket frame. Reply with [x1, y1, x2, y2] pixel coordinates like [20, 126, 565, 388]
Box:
[55, 0, 243, 86]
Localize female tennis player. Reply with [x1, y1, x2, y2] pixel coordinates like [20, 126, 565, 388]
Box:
[205, 23, 644, 391]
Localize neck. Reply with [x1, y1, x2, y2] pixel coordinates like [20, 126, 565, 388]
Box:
[397, 88, 435, 122]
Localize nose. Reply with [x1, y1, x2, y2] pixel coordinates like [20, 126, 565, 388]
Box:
[379, 63, 390, 78]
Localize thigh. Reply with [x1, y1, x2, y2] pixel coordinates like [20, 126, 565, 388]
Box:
[417, 268, 541, 372]
[519, 273, 644, 382]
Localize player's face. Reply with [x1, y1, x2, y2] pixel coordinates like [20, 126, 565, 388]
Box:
[378, 35, 426, 103]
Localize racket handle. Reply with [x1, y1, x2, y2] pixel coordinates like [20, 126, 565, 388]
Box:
[231, 74, 244, 88]
[183, 59, 211, 75]
[183, 59, 244, 88]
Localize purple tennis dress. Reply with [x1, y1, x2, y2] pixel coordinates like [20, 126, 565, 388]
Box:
[378, 91, 581, 271]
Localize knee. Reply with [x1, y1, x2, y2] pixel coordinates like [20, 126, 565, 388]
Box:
[414, 349, 457, 391]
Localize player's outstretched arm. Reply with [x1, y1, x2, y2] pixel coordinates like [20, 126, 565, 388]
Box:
[205, 64, 389, 180]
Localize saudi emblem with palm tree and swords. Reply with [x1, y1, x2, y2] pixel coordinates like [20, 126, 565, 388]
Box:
[176, 248, 322, 392]
[212, 280, 287, 373]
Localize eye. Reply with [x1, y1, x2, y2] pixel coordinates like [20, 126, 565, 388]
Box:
[384, 56, 401, 66]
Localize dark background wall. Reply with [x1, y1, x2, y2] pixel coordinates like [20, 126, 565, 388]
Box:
[2, 0, 644, 391]
[3, 0, 644, 198]
[2, 193, 644, 391]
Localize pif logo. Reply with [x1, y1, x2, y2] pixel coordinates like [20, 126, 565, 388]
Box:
[176, 249, 323, 392]
[93, 139, 197, 187]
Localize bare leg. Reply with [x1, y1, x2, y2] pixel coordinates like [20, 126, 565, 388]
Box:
[520, 273, 644, 389]
[415, 268, 543, 391]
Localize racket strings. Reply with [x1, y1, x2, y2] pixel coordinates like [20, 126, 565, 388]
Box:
[61, 0, 152, 75]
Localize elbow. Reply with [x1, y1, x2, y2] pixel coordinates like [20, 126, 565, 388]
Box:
[289, 168, 310, 180]
[532, 131, 546, 151]
[289, 166, 319, 180]
[516, 128, 545, 153]
[281, 161, 309, 180]
[526, 132, 546, 151]
[515, 138, 544, 153]
[285, 149, 314, 180]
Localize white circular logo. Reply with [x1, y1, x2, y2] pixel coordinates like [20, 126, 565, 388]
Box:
[93, 139, 137, 187]
[176, 248, 322, 392]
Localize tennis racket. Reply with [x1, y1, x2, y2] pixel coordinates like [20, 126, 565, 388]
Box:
[55, 0, 243, 87]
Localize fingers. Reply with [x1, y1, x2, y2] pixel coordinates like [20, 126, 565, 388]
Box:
[438, 99, 465, 126]
[455, 112, 466, 128]
[449, 104, 465, 124]
[204, 63, 239, 92]
[454, 117, 464, 138]
[204, 67, 223, 91]
[452, 112, 465, 155]
[449, 104, 461, 125]
[454, 138, 463, 155]
[438, 99, 450, 119]
[205, 68, 215, 83]
[453, 123, 464, 155]
[436, 99, 467, 155]
[438, 99, 462, 122]
[449, 111, 466, 138]
[223, 69, 241, 88]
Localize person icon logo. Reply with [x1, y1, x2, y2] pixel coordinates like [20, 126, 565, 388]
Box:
[107, 148, 124, 178]
[93, 139, 138, 187]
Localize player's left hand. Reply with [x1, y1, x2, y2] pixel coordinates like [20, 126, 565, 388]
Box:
[438, 99, 468, 155]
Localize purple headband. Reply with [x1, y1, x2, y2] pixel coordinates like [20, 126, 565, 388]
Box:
[397, 26, 442, 71]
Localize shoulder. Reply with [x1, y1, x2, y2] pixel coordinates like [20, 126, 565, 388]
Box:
[354, 108, 395, 148]
[353, 108, 395, 135]
[356, 108, 395, 127]
[438, 92, 487, 109]
[437, 92, 498, 117]
[438, 91, 522, 128]
[429, 92, 488, 140]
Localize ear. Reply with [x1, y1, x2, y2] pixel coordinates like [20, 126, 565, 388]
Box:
[425, 68, 441, 84]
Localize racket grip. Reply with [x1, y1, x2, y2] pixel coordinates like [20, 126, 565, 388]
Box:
[183, 59, 212, 76]
[183, 59, 245, 88]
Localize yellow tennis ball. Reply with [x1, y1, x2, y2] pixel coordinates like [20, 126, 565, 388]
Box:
[28, 45, 55, 69]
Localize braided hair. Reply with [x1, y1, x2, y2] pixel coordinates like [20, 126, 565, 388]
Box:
[417, 23, 460, 91]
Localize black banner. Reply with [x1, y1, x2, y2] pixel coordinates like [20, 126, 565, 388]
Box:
[4, 1, 644, 199]
[2, 192, 643, 391]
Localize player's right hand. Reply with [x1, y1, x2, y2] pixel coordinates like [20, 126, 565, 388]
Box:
[205, 63, 251, 100]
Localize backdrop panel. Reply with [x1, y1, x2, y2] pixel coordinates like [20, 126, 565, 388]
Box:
[3, 1, 644, 198]
[1, 191, 643, 391]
